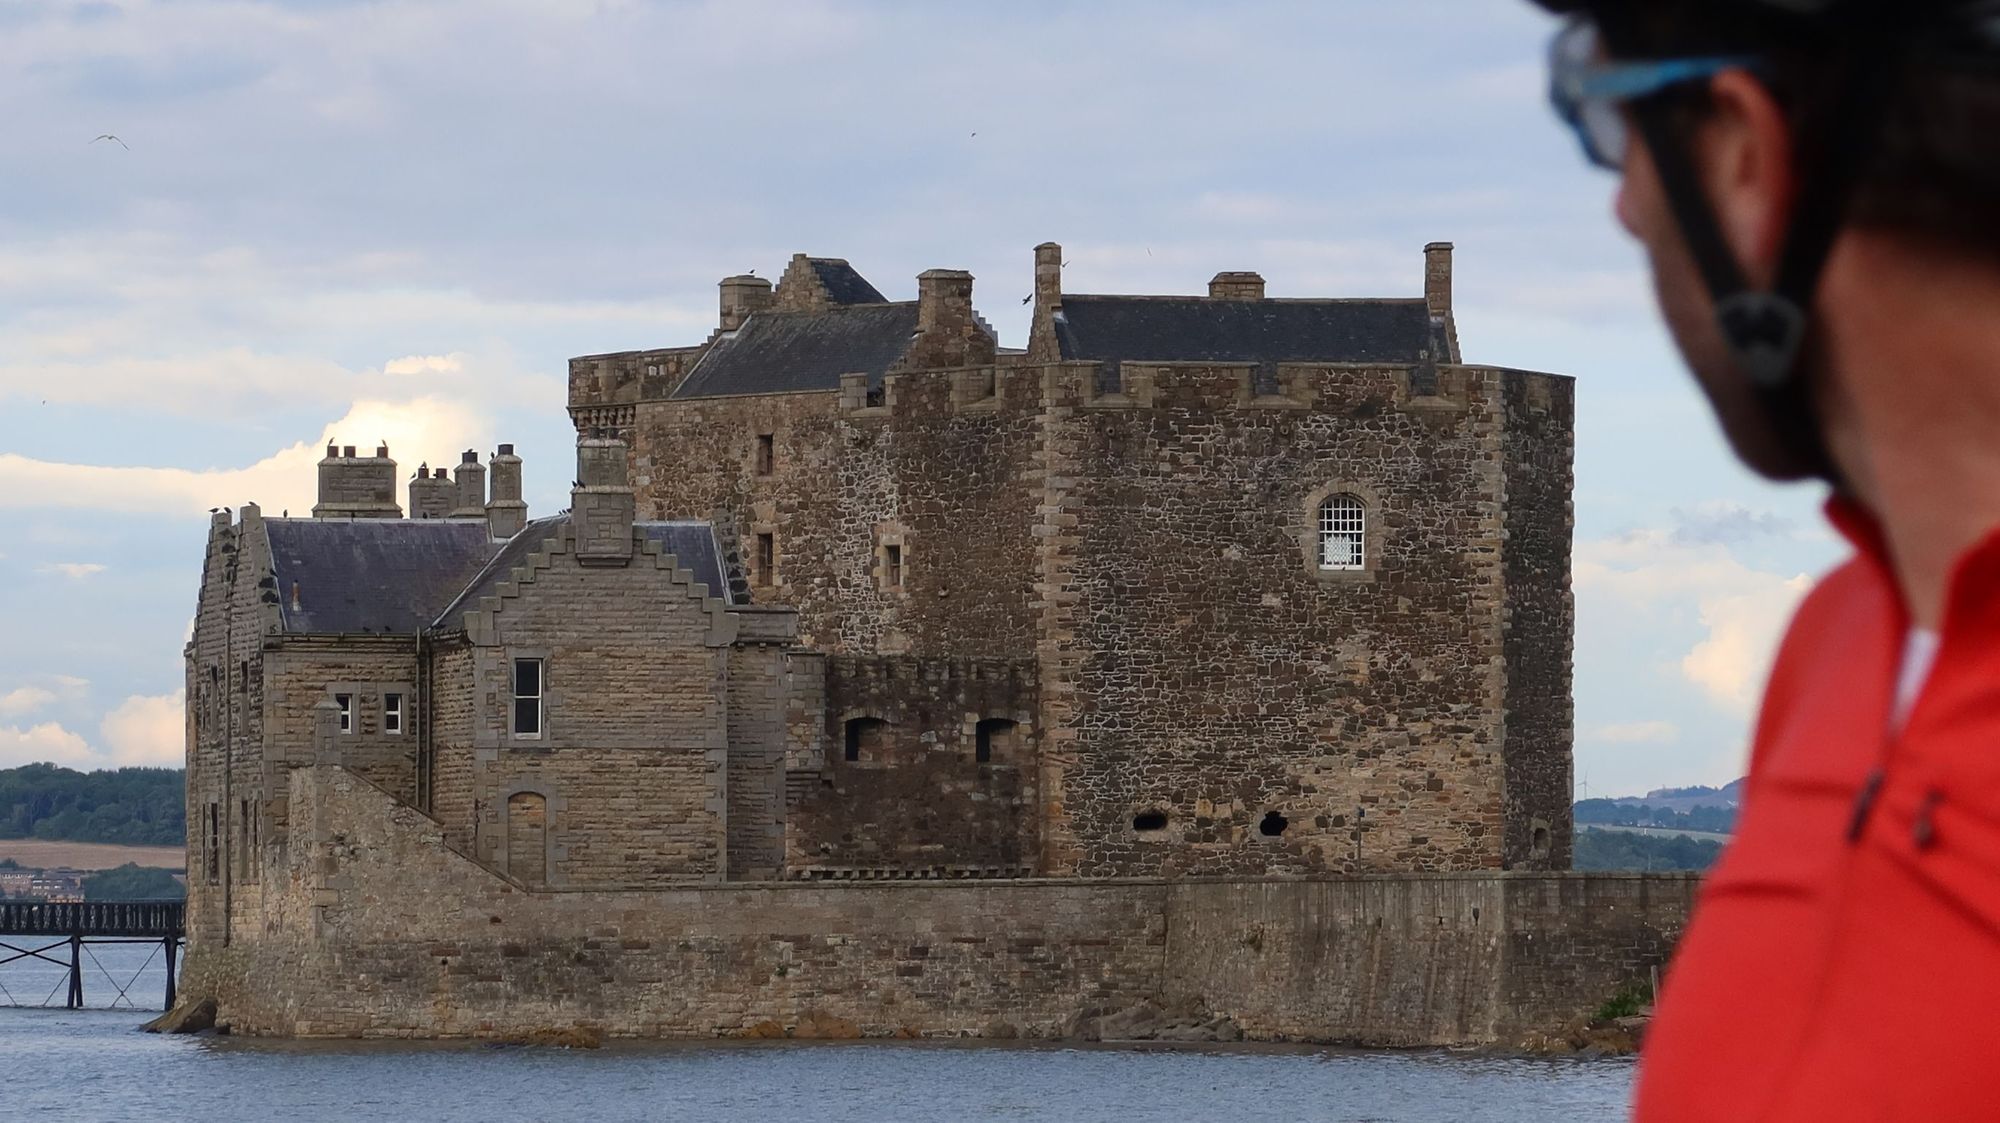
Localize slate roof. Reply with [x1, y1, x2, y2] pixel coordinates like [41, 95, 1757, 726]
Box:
[430, 515, 567, 631]
[672, 303, 920, 399]
[809, 259, 887, 306]
[636, 521, 733, 604]
[1054, 296, 1447, 366]
[265, 519, 501, 635]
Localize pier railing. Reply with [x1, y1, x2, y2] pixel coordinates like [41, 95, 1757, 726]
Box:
[0, 901, 185, 1010]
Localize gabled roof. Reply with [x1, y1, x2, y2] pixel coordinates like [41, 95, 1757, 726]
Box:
[672, 303, 919, 399]
[809, 258, 887, 305]
[1054, 296, 1446, 366]
[429, 517, 736, 631]
[265, 519, 501, 635]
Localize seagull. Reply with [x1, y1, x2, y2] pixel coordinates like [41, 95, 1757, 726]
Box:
[90, 134, 129, 150]
[1021, 294, 1031, 305]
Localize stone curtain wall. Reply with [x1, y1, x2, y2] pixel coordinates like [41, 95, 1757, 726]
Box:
[178, 765, 1694, 1043]
[1498, 372, 1578, 869]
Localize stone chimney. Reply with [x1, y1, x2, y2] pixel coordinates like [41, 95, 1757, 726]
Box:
[1209, 271, 1266, 300]
[572, 430, 635, 566]
[450, 450, 486, 518]
[1424, 241, 1461, 363]
[720, 274, 774, 331]
[904, 268, 996, 370]
[1425, 242, 1454, 319]
[485, 444, 528, 539]
[313, 442, 401, 519]
[1034, 242, 1063, 319]
[409, 465, 454, 519]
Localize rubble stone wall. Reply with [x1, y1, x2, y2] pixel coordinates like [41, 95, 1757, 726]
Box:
[178, 766, 1692, 1044]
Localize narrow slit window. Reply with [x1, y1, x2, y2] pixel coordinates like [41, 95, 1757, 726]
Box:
[335, 693, 354, 734]
[205, 802, 220, 884]
[755, 433, 775, 475]
[884, 543, 903, 588]
[1318, 496, 1366, 571]
[383, 692, 404, 735]
[512, 658, 544, 739]
[755, 533, 775, 586]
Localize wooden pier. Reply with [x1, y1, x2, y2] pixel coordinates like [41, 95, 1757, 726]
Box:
[0, 901, 185, 1010]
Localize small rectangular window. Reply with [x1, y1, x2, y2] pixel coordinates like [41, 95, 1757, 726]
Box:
[755, 433, 775, 476]
[512, 658, 544, 739]
[335, 693, 354, 734]
[884, 543, 903, 588]
[238, 660, 249, 693]
[755, 533, 775, 586]
[384, 692, 404, 735]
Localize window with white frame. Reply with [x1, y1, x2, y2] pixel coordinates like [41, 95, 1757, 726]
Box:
[1318, 495, 1366, 571]
[335, 693, 354, 734]
[383, 692, 404, 735]
[512, 659, 544, 739]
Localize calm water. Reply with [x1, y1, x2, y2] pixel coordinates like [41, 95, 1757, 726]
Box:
[0, 944, 1636, 1122]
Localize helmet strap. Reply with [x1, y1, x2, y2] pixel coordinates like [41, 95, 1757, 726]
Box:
[1614, 6, 1909, 486]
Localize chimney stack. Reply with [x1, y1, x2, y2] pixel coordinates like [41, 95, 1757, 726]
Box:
[905, 268, 995, 370]
[450, 450, 486, 518]
[572, 429, 635, 566]
[313, 442, 401, 519]
[1424, 242, 1454, 319]
[409, 464, 455, 519]
[485, 443, 528, 539]
[1034, 242, 1063, 319]
[1209, 271, 1266, 300]
[719, 274, 774, 331]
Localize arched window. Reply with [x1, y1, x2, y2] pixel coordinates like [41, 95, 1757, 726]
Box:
[1318, 495, 1366, 571]
[506, 792, 548, 886]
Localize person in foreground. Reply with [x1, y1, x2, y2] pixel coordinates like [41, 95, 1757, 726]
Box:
[1532, 0, 2000, 1119]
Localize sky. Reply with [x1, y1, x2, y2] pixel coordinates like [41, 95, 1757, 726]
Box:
[0, 0, 1846, 797]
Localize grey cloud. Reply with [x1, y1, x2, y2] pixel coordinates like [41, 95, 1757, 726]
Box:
[1670, 504, 1796, 547]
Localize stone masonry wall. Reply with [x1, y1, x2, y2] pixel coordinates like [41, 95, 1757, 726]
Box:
[1498, 371, 1577, 869]
[1042, 364, 1509, 878]
[176, 765, 1695, 1044]
[787, 655, 1039, 874]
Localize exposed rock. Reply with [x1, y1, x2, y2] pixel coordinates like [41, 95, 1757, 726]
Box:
[1063, 1002, 1243, 1044]
[510, 1025, 603, 1049]
[736, 1020, 787, 1039]
[982, 1020, 1020, 1040]
[141, 997, 216, 1035]
[793, 1010, 861, 1040]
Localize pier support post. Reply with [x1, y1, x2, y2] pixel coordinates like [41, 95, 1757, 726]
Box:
[67, 934, 81, 1009]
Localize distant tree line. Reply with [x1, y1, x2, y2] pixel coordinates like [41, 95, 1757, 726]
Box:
[81, 863, 185, 900]
[1573, 798, 1736, 834]
[0, 763, 185, 846]
[1572, 828, 1724, 872]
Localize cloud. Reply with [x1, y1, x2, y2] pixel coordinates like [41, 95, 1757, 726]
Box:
[0, 690, 184, 770]
[0, 395, 490, 516]
[1585, 720, 1679, 745]
[0, 687, 57, 717]
[1670, 501, 1795, 547]
[99, 690, 184, 767]
[37, 562, 106, 579]
[0, 722, 97, 769]
[1577, 528, 1814, 715]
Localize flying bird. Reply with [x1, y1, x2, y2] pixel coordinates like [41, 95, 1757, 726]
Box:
[90, 134, 128, 150]
[1021, 294, 1031, 305]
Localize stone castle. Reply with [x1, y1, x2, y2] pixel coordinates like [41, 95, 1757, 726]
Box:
[171, 243, 1662, 1044]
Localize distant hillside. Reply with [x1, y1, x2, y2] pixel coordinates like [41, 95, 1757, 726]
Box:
[0, 763, 185, 847]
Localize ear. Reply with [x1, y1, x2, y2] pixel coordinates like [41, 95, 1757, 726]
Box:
[1694, 70, 1800, 289]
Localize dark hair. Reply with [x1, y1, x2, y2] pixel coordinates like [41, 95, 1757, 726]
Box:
[1601, 1, 2000, 256]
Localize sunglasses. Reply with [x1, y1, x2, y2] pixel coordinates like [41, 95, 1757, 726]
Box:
[1549, 17, 1759, 170]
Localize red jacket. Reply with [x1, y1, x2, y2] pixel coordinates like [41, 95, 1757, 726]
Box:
[1635, 501, 2000, 1121]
